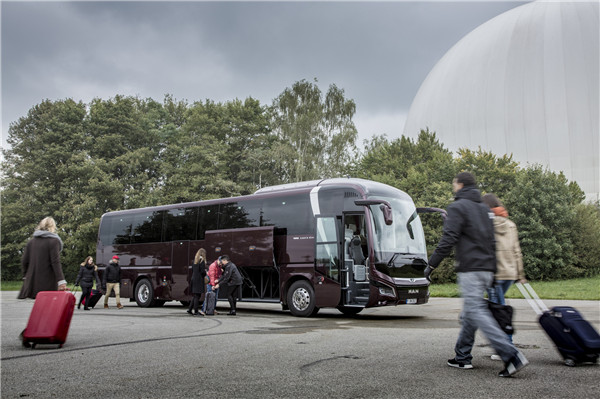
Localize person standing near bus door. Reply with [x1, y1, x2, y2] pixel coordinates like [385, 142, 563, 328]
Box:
[214, 255, 242, 316]
[187, 248, 207, 316]
[202, 257, 222, 314]
[18, 216, 67, 299]
[103, 255, 123, 309]
[75, 256, 101, 310]
[424, 172, 529, 378]
[482, 193, 526, 347]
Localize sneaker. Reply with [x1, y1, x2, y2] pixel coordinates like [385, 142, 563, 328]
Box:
[117, 304, 123, 309]
[104, 304, 109, 309]
[447, 358, 473, 369]
[499, 352, 529, 377]
[491, 354, 502, 361]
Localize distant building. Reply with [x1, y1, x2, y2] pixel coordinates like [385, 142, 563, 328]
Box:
[404, 0, 599, 201]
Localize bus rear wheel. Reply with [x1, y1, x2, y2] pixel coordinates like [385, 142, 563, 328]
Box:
[135, 279, 155, 307]
[287, 280, 316, 317]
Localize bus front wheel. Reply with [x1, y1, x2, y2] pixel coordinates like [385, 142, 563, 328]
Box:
[287, 280, 316, 317]
[135, 279, 155, 307]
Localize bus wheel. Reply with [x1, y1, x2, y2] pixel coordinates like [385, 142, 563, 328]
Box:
[287, 280, 316, 317]
[337, 306, 363, 316]
[135, 279, 155, 307]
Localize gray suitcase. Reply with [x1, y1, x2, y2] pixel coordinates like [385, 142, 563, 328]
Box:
[205, 291, 216, 315]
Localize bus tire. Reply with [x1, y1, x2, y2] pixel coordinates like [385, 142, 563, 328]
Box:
[287, 280, 316, 317]
[337, 306, 363, 316]
[135, 279, 155, 307]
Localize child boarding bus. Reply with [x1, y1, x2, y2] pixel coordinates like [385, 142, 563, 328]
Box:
[96, 178, 444, 317]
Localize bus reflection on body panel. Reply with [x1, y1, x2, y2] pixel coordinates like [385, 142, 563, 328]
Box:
[96, 178, 438, 317]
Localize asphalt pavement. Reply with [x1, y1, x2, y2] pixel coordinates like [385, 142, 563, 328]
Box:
[1, 291, 599, 399]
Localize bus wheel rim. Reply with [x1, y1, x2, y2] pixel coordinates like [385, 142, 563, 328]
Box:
[139, 284, 149, 303]
[292, 288, 310, 311]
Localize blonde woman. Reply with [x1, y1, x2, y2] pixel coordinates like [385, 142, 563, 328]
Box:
[18, 217, 67, 299]
[187, 248, 207, 316]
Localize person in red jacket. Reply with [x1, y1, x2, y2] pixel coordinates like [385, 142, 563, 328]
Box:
[202, 257, 222, 314]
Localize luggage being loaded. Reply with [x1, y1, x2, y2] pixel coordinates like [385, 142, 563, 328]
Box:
[205, 291, 217, 315]
[516, 283, 600, 366]
[21, 290, 76, 349]
[81, 289, 103, 309]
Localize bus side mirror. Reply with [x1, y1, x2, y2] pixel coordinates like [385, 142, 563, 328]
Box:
[355, 200, 393, 225]
[416, 207, 448, 222]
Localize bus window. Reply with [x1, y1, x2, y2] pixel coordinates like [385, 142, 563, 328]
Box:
[131, 211, 163, 244]
[261, 194, 312, 235]
[197, 205, 219, 239]
[218, 200, 261, 230]
[315, 216, 340, 281]
[164, 208, 198, 242]
[99, 214, 134, 245]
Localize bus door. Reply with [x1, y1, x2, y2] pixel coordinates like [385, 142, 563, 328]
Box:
[342, 214, 369, 306]
[170, 240, 191, 300]
[313, 216, 341, 307]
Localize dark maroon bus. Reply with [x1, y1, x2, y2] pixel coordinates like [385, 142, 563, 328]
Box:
[96, 178, 436, 316]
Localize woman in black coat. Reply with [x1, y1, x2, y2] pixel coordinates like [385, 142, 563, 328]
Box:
[75, 256, 101, 310]
[187, 248, 207, 316]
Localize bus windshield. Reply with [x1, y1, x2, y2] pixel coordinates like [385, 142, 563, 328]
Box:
[369, 196, 427, 263]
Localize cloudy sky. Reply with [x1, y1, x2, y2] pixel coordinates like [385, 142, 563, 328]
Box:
[1, 0, 528, 149]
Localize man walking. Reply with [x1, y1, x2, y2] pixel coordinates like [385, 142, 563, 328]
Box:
[102, 255, 123, 309]
[424, 172, 528, 377]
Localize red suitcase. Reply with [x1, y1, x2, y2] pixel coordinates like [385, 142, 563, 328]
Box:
[21, 291, 76, 348]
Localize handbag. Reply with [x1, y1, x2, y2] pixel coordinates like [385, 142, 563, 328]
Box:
[488, 300, 515, 335]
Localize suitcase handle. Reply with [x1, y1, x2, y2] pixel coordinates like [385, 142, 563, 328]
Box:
[516, 282, 549, 315]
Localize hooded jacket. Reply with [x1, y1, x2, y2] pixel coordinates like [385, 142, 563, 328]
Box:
[490, 207, 525, 281]
[428, 186, 496, 273]
[102, 260, 121, 285]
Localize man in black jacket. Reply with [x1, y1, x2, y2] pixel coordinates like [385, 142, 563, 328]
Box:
[425, 172, 528, 377]
[214, 255, 242, 316]
[102, 255, 123, 309]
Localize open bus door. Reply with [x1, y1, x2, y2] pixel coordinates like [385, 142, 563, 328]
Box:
[313, 216, 342, 310]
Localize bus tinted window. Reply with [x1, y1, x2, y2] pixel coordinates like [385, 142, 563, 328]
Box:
[219, 200, 261, 230]
[100, 214, 133, 245]
[261, 194, 312, 235]
[197, 205, 219, 239]
[131, 211, 163, 243]
[164, 208, 198, 241]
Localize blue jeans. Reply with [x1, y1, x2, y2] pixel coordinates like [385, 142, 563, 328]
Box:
[201, 284, 219, 312]
[455, 272, 519, 363]
[487, 280, 515, 305]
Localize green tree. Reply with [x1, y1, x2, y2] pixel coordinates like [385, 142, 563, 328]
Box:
[571, 202, 600, 277]
[505, 166, 580, 280]
[454, 147, 520, 199]
[271, 79, 358, 182]
[1, 99, 89, 280]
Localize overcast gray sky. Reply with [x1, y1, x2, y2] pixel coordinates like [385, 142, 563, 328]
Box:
[1, 0, 528, 149]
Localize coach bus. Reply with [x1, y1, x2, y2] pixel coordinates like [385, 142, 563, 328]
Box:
[96, 178, 444, 317]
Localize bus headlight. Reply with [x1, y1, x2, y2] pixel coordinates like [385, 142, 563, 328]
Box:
[378, 286, 395, 297]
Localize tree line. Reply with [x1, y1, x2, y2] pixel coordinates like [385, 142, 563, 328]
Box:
[2, 80, 598, 283]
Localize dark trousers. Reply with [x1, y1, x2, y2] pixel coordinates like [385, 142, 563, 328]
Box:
[188, 293, 203, 313]
[222, 284, 241, 312]
[79, 286, 92, 309]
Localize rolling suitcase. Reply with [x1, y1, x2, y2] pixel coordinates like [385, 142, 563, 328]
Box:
[81, 289, 103, 309]
[21, 291, 76, 349]
[205, 291, 216, 315]
[517, 283, 600, 366]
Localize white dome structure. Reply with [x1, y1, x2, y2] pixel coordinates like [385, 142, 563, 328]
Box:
[403, 0, 599, 201]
